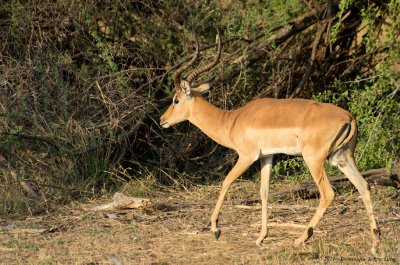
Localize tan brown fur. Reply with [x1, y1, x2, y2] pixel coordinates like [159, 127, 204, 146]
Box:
[160, 36, 380, 255]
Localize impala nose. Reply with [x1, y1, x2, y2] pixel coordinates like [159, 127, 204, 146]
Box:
[160, 115, 169, 128]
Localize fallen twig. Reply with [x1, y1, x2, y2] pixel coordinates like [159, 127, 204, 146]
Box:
[0, 224, 57, 234]
[89, 192, 151, 211]
[251, 222, 309, 230]
[235, 204, 314, 210]
[273, 164, 400, 200]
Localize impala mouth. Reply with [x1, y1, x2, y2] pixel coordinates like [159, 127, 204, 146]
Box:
[160, 121, 170, 128]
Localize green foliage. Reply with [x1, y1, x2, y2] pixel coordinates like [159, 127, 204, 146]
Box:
[273, 156, 308, 181]
[10, 0, 20, 37]
[331, 0, 355, 42]
[313, 69, 399, 172]
[318, 0, 400, 171]
[336, 183, 354, 196]
[84, 11, 118, 72]
[220, 0, 304, 38]
[2, 240, 40, 251]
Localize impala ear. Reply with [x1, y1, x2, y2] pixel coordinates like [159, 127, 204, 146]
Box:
[191, 83, 211, 96]
[180, 80, 192, 97]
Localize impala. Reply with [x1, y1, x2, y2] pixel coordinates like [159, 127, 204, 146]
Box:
[160, 34, 380, 256]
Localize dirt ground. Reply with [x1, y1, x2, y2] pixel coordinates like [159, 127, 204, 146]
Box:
[0, 180, 399, 264]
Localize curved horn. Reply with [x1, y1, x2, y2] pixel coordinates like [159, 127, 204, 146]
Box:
[186, 32, 221, 85]
[173, 35, 200, 91]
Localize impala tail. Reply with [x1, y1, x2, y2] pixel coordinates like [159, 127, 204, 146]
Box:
[328, 118, 357, 165]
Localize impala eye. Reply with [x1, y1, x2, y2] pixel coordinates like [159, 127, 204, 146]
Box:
[174, 98, 179, 105]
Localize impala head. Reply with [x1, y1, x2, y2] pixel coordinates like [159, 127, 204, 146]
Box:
[160, 34, 221, 128]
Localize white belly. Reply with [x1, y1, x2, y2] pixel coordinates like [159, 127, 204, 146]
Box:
[260, 146, 301, 157]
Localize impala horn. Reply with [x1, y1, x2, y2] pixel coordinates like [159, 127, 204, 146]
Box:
[173, 35, 200, 92]
[186, 32, 221, 85]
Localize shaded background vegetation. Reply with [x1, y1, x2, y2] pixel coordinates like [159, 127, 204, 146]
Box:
[0, 0, 399, 216]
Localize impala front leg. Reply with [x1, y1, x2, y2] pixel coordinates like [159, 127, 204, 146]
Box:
[211, 156, 254, 239]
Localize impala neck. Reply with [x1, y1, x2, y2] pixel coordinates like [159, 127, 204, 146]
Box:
[188, 97, 234, 149]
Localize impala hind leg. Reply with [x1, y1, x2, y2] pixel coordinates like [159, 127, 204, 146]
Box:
[294, 153, 335, 246]
[256, 156, 273, 245]
[336, 151, 381, 256]
[210, 156, 254, 239]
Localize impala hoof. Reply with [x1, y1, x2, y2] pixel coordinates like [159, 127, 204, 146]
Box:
[294, 227, 313, 246]
[255, 238, 263, 246]
[213, 229, 221, 239]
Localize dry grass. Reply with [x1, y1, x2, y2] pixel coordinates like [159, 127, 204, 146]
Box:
[0, 180, 398, 264]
